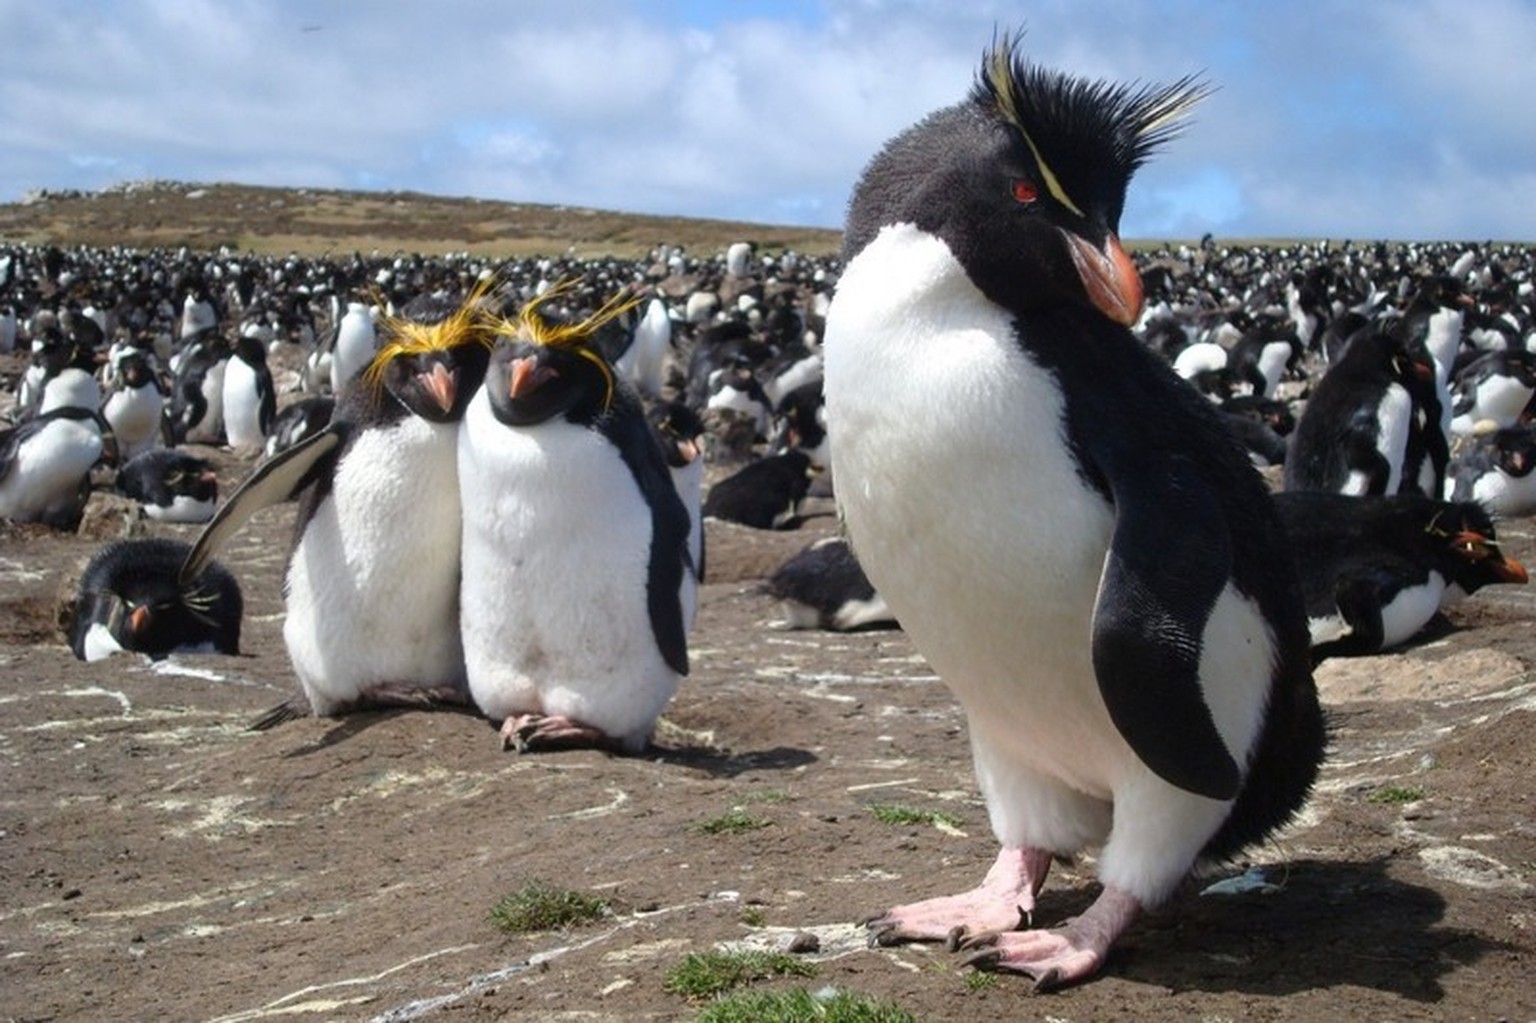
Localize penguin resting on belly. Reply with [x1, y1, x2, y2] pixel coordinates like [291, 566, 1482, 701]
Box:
[823, 33, 1325, 990]
[457, 283, 692, 754]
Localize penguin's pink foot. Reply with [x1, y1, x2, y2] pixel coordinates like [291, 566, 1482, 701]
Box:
[500, 713, 612, 753]
[957, 884, 1140, 991]
[865, 846, 1053, 951]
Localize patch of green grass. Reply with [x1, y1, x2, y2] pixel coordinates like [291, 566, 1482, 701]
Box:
[691, 987, 915, 1022]
[744, 789, 792, 805]
[739, 905, 767, 927]
[865, 803, 962, 829]
[1367, 785, 1425, 805]
[962, 970, 999, 992]
[663, 949, 817, 1000]
[696, 807, 773, 835]
[488, 880, 610, 934]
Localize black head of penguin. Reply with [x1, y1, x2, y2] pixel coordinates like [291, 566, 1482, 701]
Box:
[484, 284, 642, 429]
[1422, 500, 1529, 595]
[843, 42, 1208, 325]
[69, 537, 242, 660]
[358, 288, 495, 424]
[114, 448, 218, 507]
[647, 401, 706, 469]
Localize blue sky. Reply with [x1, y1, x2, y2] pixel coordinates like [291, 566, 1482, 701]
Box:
[3, 0, 1533, 241]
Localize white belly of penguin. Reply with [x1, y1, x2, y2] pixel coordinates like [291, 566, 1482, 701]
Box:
[283, 417, 465, 712]
[458, 390, 677, 746]
[826, 226, 1269, 840]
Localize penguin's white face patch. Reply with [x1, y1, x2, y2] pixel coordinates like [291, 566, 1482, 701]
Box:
[83, 622, 125, 662]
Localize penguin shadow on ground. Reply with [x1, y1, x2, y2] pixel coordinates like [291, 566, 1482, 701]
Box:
[275, 705, 482, 758]
[646, 740, 819, 778]
[1097, 857, 1509, 1002]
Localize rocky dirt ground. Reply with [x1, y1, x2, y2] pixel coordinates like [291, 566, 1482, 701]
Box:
[2, 438, 1535, 1023]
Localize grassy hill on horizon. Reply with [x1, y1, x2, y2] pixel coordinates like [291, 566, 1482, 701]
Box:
[0, 180, 845, 262]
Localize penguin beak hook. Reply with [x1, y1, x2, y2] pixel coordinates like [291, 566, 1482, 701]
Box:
[420, 362, 456, 414]
[1062, 230, 1144, 327]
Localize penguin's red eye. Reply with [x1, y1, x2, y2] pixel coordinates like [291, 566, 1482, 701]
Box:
[1012, 179, 1039, 204]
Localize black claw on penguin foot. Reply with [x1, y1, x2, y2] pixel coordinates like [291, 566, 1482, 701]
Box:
[957, 928, 1004, 953]
[958, 944, 1002, 971]
[944, 925, 969, 953]
[1031, 967, 1067, 994]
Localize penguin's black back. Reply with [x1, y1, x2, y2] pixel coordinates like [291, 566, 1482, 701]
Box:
[1020, 305, 1324, 862]
[72, 537, 242, 657]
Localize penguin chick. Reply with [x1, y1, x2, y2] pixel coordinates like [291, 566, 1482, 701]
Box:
[70, 537, 241, 661]
[824, 34, 1323, 989]
[458, 283, 692, 754]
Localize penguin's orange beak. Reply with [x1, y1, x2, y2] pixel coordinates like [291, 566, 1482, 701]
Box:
[128, 605, 152, 636]
[1063, 230, 1144, 327]
[508, 356, 557, 399]
[420, 362, 456, 414]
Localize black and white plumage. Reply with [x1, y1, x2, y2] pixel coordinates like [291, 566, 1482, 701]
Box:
[702, 449, 815, 530]
[1283, 330, 1436, 496]
[114, 448, 219, 523]
[1274, 491, 1527, 662]
[101, 349, 165, 461]
[823, 36, 1324, 989]
[648, 400, 707, 588]
[220, 333, 277, 449]
[1447, 423, 1536, 517]
[1448, 349, 1536, 437]
[0, 406, 110, 529]
[70, 538, 241, 662]
[264, 395, 335, 458]
[458, 286, 692, 754]
[765, 535, 896, 632]
[182, 289, 494, 724]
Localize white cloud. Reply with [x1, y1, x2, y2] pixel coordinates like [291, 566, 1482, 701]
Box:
[1, 0, 1531, 239]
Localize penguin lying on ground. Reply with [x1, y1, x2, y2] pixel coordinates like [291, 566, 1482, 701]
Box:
[1274, 490, 1528, 662]
[457, 283, 693, 754]
[113, 448, 219, 523]
[764, 535, 896, 632]
[70, 537, 241, 661]
[822, 34, 1324, 989]
[181, 287, 494, 726]
[702, 449, 816, 529]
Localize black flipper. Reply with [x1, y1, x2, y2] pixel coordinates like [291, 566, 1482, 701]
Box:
[1090, 454, 1242, 802]
[178, 427, 344, 586]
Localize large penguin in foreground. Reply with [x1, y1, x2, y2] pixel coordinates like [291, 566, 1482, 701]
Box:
[823, 35, 1325, 989]
[182, 288, 493, 723]
[457, 284, 692, 754]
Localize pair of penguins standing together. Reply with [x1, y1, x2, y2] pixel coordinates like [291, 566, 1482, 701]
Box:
[184, 279, 693, 754]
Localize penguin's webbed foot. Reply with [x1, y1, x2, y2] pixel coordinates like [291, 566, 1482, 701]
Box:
[956, 884, 1140, 992]
[500, 713, 615, 754]
[863, 845, 1052, 950]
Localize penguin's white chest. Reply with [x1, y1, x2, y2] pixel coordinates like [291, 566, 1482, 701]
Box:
[222, 358, 265, 447]
[0, 418, 103, 521]
[1343, 383, 1412, 496]
[283, 416, 465, 711]
[457, 390, 678, 749]
[105, 385, 164, 458]
[826, 227, 1124, 784]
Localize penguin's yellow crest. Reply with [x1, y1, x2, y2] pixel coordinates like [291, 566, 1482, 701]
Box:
[491, 280, 642, 412]
[361, 277, 498, 394]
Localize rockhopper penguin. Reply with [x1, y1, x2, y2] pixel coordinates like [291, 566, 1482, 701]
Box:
[823, 33, 1325, 989]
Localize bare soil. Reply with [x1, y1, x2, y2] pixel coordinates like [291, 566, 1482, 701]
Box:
[1, 437, 1534, 1023]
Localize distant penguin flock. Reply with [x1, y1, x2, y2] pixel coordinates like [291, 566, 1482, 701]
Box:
[2, 39, 1536, 992]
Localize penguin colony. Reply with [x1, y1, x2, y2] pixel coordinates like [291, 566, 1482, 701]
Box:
[1, 43, 1534, 987]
